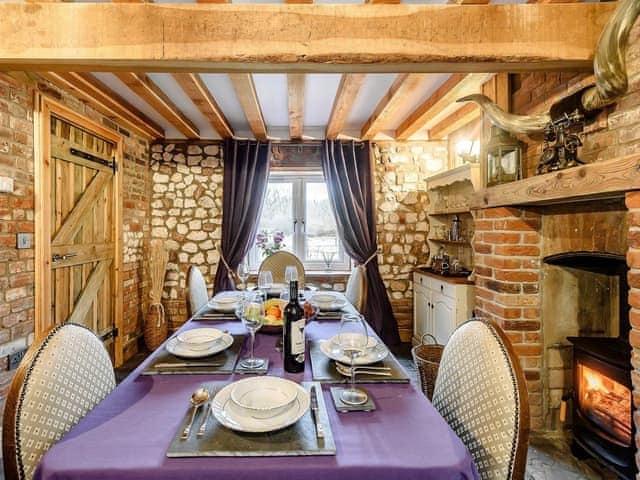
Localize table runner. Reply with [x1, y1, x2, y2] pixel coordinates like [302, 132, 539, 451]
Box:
[35, 315, 478, 480]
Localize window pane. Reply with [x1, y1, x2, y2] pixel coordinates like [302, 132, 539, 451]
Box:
[250, 182, 294, 266]
[305, 182, 340, 265]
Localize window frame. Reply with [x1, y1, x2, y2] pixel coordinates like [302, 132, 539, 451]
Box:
[248, 171, 351, 273]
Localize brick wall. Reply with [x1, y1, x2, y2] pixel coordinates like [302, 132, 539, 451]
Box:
[472, 21, 640, 436]
[0, 73, 150, 415]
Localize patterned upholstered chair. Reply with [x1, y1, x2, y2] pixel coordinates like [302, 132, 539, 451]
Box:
[188, 265, 209, 316]
[258, 251, 305, 288]
[344, 265, 367, 313]
[432, 318, 529, 480]
[3, 323, 115, 480]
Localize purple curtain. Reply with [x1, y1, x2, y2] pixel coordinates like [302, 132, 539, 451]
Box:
[213, 138, 271, 293]
[321, 140, 400, 345]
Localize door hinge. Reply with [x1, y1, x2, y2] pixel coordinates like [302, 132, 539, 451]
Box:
[100, 327, 119, 342]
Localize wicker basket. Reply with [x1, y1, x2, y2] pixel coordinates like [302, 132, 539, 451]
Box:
[411, 334, 444, 400]
[144, 303, 168, 351]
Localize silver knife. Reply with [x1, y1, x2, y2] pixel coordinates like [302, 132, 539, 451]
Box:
[154, 362, 224, 368]
[310, 386, 324, 439]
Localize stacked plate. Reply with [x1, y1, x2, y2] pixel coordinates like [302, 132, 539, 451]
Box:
[308, 293, 347, 312]
[212, 377, 310, 433]
[166, 327, 233, 358]
[208, 293, 244, 313]
[320, 333, 389, 365]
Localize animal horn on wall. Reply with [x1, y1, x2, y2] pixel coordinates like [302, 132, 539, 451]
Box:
[457, 0, 640, 134]
[456, 93, 550, 134]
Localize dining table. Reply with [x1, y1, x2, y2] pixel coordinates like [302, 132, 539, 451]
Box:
[35, 291, 479, 480]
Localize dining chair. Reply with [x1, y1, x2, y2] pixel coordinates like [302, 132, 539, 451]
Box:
[3, 322, 115, 480]
[258, 251, 305, 288]
[431, 318, 530, 480]
[188, 265, 209, 316]
[344, 265, 367, 313]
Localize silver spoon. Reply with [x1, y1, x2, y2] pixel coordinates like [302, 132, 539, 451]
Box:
[181, 387, 209, 440]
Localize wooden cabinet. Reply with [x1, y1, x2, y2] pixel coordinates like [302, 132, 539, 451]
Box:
[413, 271, 474, 345]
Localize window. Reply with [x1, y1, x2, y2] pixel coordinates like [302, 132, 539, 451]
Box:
[247, 173, 350, 272]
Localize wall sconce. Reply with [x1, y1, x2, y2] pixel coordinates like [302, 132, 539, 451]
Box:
[486, 126, 523, 187]
[455, 140, 480, 165]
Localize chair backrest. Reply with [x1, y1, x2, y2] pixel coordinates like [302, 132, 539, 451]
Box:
[188, 265, 209, 315]
[258, 251, 305, 287]
[344, 265, 367, 313]
[432, 318, 529, 480]
[3, 323, 115, 480]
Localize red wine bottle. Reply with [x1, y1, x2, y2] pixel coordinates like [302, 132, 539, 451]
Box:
[283, 280, 305, 373]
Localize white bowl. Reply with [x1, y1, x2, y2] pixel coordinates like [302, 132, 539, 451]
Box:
[176, 328, 224, 351]
[230, 377, 299, 419]
[213, 294, 242, 305]
[310, 294, 335, 303]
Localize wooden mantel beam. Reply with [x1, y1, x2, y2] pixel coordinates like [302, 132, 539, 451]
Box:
[0, 3, 614, 73]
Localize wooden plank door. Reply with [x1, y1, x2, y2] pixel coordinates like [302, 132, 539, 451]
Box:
[35, 96, 124, 366]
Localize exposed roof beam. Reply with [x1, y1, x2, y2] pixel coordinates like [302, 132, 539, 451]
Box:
[0, 3, 613, 73]
[196, 0, 230, 3]
[172, 73, 233, 139]
[428, 103, 481, 140]
[115, 72, 199, 138]
[527, 0, 581, 3]
[229, 74, 268, 141]
[39, 72, 163, 139]
[448, 0, 490, 4]
[285, 0, 313, 3]
[361, 74, 426, 140]
[287, 74, 305, 140]
[365, 0, 402, 4]
[326, 74, 366, 140]
[395, 73, 493, 140]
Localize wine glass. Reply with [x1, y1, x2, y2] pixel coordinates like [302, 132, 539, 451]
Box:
[285, 265, 298, 284]
[237, 262, 249, 290]
[336, 313, 369, 405]
[258, 270, 273, 299]
[236, 292, 265, 369]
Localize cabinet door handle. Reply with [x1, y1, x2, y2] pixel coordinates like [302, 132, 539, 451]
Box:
[440, 285, 444, 292]
[431, 304, 434, 309]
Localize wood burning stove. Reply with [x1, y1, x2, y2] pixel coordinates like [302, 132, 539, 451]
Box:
[568, 337, 633, 479]
[544, 252, 634, 478]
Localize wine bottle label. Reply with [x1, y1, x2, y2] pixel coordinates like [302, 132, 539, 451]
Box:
[290, 317, 305, 356]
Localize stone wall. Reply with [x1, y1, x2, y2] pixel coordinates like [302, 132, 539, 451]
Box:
[372, 141, 447, 342]
[0, 73, 150, 416]
[150, 142, 224, 330]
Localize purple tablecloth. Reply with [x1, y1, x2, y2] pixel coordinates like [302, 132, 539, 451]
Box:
[35, 318, 478, 480]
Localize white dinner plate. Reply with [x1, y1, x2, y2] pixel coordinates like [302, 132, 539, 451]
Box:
[267, 283, 286, 295]
[208, 294, 243, 313]
[309, 293, 347, 312]
[212, 381, 310, 433]
[320, 336, 389, 365]
[166, 332, 233, 358]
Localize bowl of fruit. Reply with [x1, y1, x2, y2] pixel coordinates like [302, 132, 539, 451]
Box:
[261, 298, 287, 334]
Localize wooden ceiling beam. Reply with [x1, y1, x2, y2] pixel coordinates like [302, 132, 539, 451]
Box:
[287, 74, 305, 140]
[0, 3, 614, 73]
[448, 0, 490, 4]
[115, 72, 199, 138]
[172, 73, 233, 138]
[361, 74, 426, 140]
[428, 103, 481, 140]
[229, 74, 268, 141]
[39, 72, 163, 139]
[395, 73, 493, 140]
[365, 0, 402, 4]
[326, 74, 365, 140]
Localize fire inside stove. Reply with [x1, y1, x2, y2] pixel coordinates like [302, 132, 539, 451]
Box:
[577, 363, 632, 445]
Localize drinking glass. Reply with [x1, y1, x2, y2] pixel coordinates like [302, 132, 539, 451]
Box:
[337, 313, 369, 405]
[285, 265, 298, 284]
[237, 262, 249, 290]
[258, 270, 273, 299]
[237, 293, 265, 369]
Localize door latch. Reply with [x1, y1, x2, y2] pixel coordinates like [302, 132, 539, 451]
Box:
[52, 253, 78, 263]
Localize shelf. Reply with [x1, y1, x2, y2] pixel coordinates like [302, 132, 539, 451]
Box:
[428, 208, 471, 216]
[426, 163, 482, 191]
[469, 152, 640, 209]
[428, 238, 471, 246]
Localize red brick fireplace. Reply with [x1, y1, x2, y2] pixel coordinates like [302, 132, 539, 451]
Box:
[472, 188, 640, 474]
